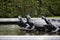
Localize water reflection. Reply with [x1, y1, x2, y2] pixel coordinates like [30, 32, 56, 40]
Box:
[0, 24, 60, 35]
[0, 24, 43, 35]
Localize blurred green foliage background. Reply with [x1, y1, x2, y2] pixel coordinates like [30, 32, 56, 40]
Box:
[0, 0, 60, 18]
